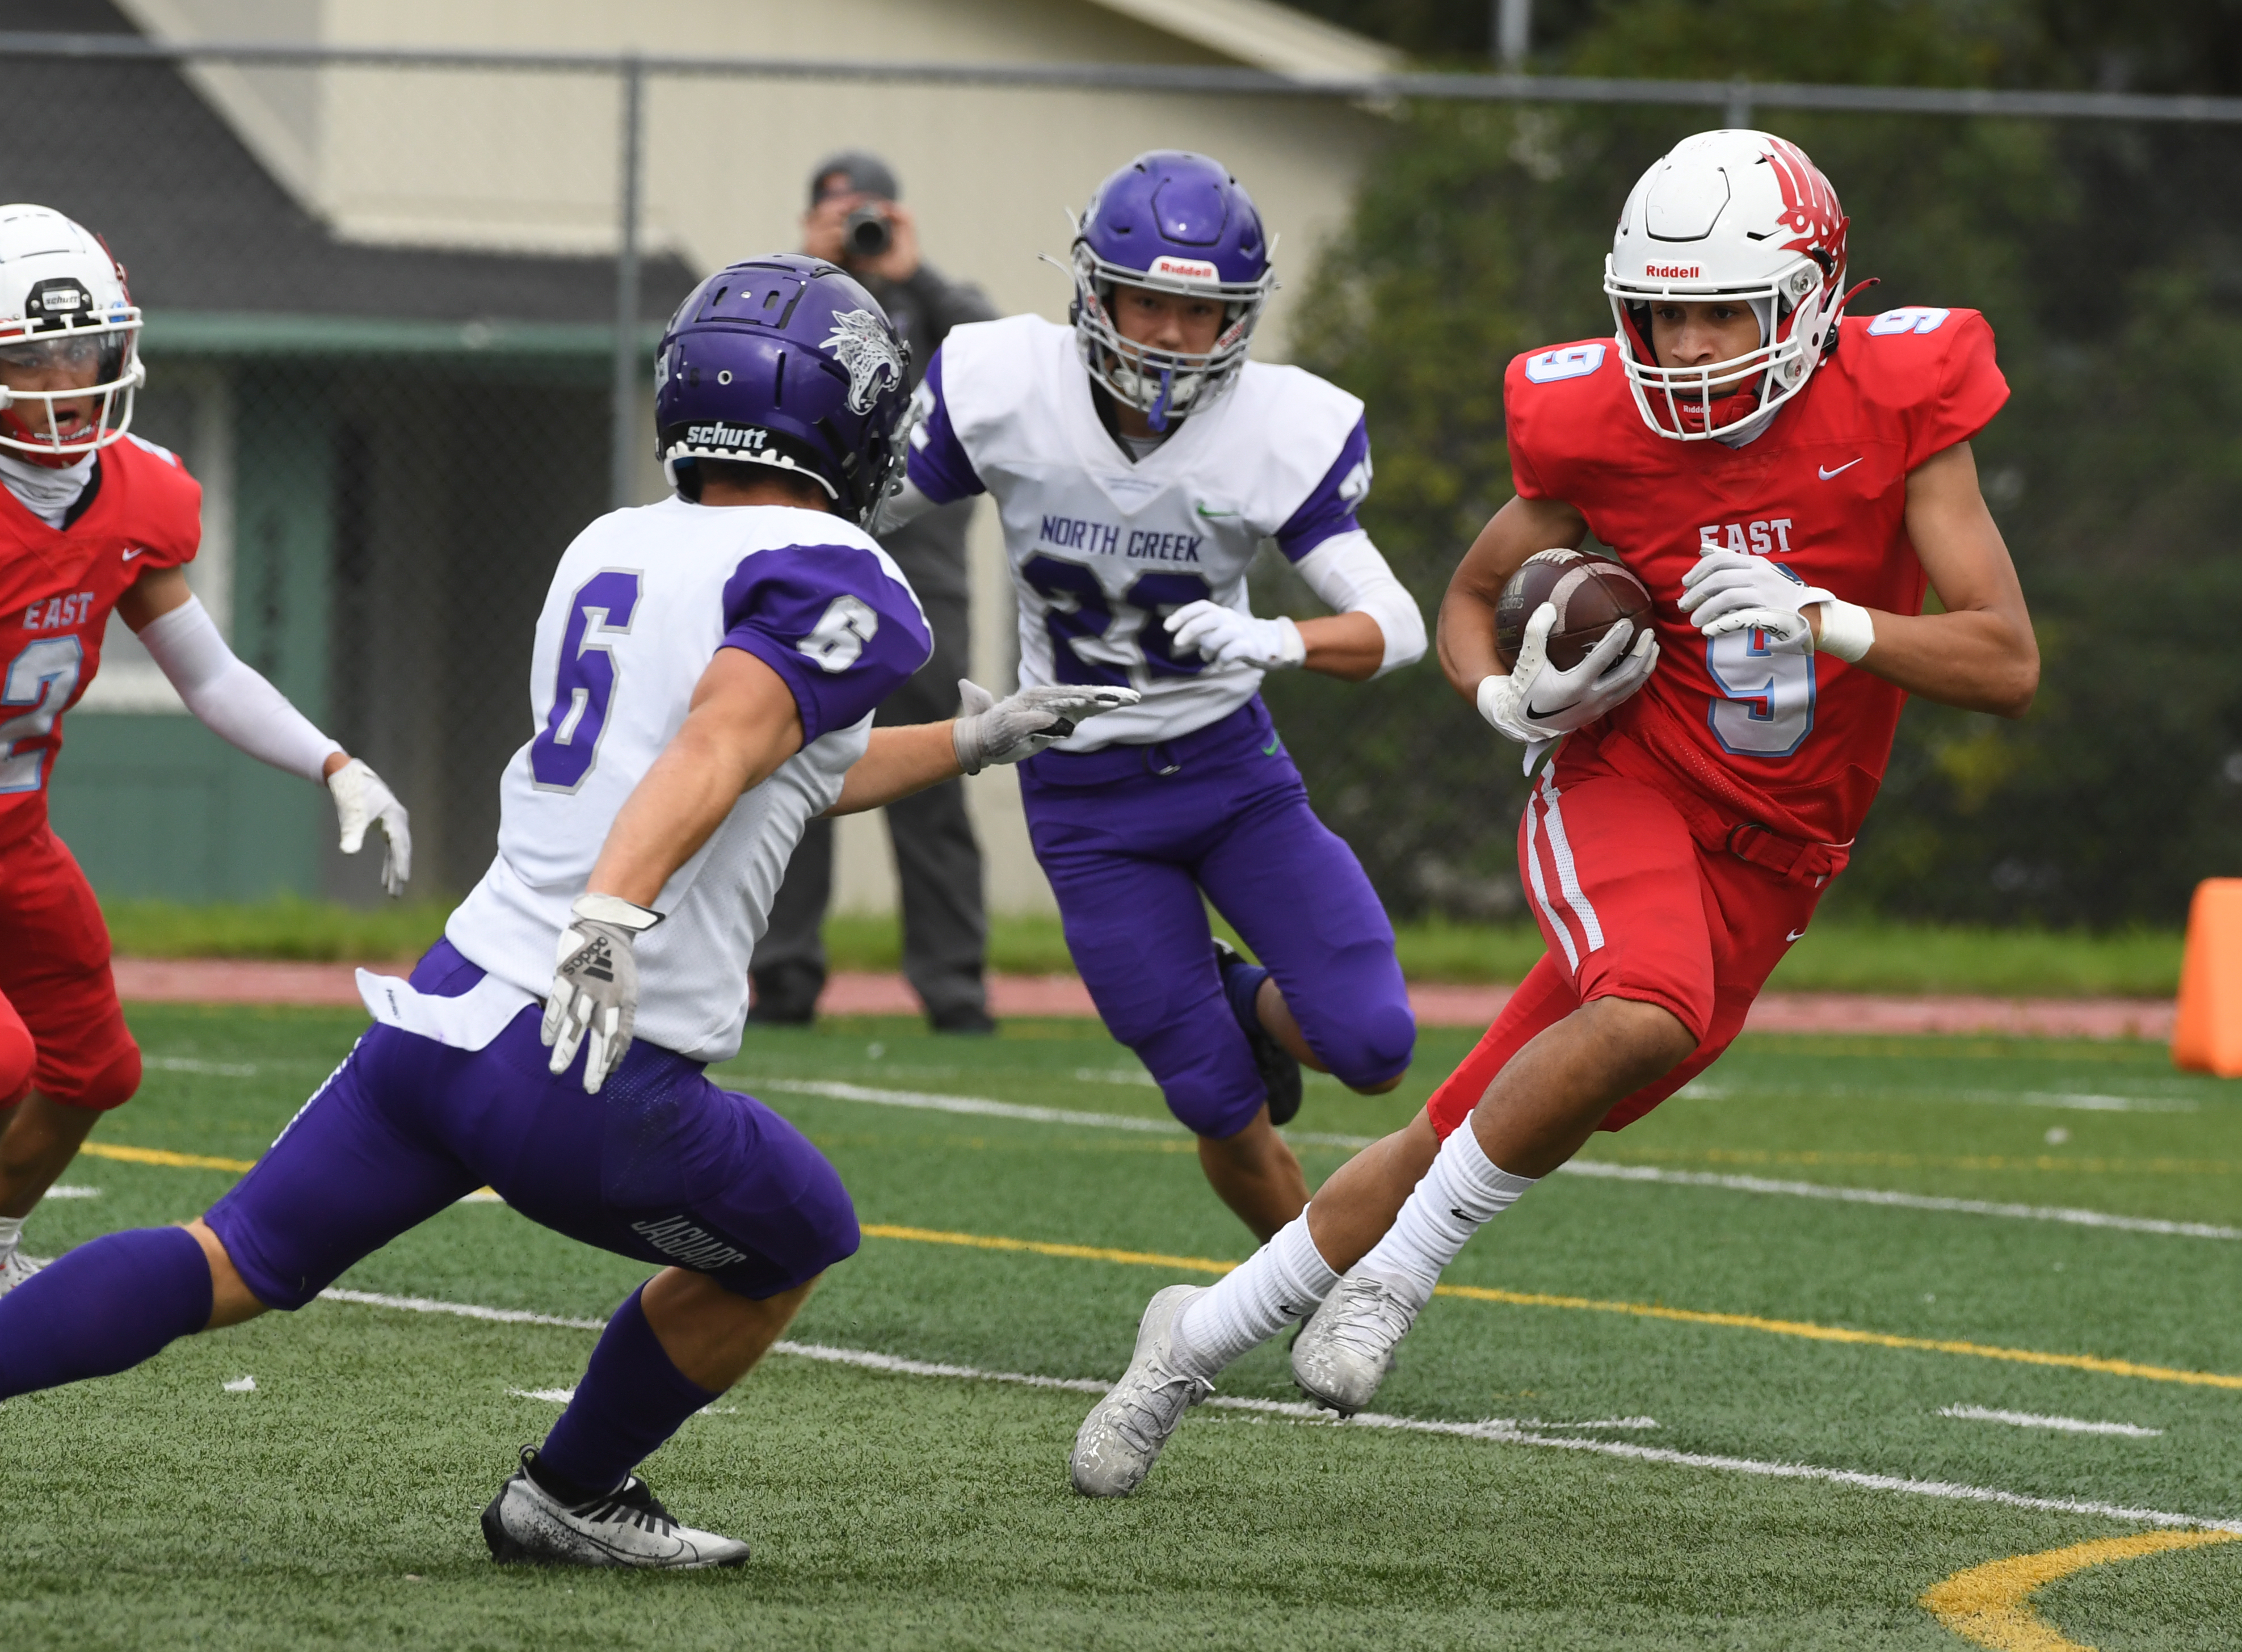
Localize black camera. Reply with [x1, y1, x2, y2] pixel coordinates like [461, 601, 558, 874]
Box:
[844, 206, 892, 260]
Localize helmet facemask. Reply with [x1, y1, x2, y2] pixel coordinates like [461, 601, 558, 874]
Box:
[1066, 237, 1272, 433]
[0, 317, 144, 465]
[1606, 254, 1832, 442]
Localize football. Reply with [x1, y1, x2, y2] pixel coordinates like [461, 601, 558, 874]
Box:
[1494, 548, 1654, 672]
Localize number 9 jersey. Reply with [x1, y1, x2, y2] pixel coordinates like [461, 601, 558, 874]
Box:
[1505, 306, 2010, 849]
[905, 314, 1374, 750]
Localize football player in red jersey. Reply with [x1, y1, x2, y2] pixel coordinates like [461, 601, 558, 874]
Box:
[1068, 129, 2042, 1497]
[0, 205, 411, 1295]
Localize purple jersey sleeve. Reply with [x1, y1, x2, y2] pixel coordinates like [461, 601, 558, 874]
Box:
[720, 545, 932, 744]
[902, 347, 985, 506]
[1272, 417, 1372, 564]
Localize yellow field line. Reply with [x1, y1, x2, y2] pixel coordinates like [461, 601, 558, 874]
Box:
[860, 1224, 1238, 1275]
[78, 1141, 258, 1174]
[860, 1223, 2242, 1391]
[70, 1162, 2242, 1393]
[1921, 1531, 2240, 1650]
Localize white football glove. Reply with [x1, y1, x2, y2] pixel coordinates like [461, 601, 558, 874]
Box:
[952, 679, 1141, 774]
[1677, 551, 1836, 651]
[327, 758, 412, 898]
[1162, 600, 1307, 671]
[1476, 604, 1658, 771]
[541, 894, 664, 1095]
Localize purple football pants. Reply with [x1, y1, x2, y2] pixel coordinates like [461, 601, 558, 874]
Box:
[1019, 697, 1415, 1139]
[204, 940, 858, 1310]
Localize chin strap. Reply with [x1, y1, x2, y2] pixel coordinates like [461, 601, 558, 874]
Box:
[1828, 277, 1881, 350]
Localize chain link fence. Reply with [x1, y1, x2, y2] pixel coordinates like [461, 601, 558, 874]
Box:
[8, 16, 2236, 920]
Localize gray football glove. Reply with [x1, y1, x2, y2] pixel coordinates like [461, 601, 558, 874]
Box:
[541, 893, 664, 1095]
[1476, 604, 1658, 774]
[952, 679, 1141, 774]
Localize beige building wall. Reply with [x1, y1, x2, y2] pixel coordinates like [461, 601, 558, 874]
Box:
[119, 0, 1394, 915]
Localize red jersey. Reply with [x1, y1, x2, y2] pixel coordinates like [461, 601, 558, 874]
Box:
[0, 434, 200, 844]
[1504, 307, 2009, 847]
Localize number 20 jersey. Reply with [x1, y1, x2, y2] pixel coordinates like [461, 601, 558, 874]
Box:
[444, 498, 930, 1063]
[1506, 307, 2010, 847]
[908, 314, 1373, 750]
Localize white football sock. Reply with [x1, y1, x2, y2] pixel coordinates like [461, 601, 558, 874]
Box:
[1173, 1214, 1340, 1379]
[0, 1214, 22, 1263]
[1353, 1124, 1537, 1311]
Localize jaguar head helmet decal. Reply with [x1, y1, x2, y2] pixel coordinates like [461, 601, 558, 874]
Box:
[822, 308, 907, 415]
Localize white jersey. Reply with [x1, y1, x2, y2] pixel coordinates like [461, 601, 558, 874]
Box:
[438, 496, 929, 1064]
[910, 314, 1372, 750]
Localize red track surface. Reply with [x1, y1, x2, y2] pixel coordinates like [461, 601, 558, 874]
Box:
[111, 957, 2176, 1041]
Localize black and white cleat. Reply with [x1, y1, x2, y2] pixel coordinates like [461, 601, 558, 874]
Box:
[481, 1447, 748, 1570]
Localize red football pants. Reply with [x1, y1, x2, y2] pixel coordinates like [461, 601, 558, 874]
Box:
[0, 824, 140, 1112]
[1427, 764, 1825, 1140]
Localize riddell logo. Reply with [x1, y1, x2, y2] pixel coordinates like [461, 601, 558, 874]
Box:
[1149, 255, 1220, 281]
[1645, 264, 1702, 279]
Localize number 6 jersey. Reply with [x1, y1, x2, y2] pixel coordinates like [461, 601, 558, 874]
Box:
[443, 498, 929, 1062]
[906, 314, 1374, 750]
[1505, 306, 2010, 848]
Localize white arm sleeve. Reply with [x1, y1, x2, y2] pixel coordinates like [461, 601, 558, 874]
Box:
[135, 596, 343, 783]
[1289, 529, 1427, 678]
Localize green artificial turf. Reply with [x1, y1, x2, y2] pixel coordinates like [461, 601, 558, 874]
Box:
[98, 898, 2185, 997]
[5, 1008, 2237, 1649]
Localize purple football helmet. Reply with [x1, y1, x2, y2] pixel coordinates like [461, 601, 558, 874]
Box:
[655, 254, 910, 522]
[1067, 151, 1276, 431]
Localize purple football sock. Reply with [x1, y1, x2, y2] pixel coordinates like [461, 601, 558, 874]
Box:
[535, 1285, 718, 1502]
[1222, 956, 1273, 1035]
[0, 1225, 214, 1400]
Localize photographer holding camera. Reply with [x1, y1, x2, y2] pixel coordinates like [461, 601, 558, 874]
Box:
[752, 152, 1002, 1032]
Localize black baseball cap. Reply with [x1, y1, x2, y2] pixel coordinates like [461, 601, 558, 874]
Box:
[809, 152, 900, 205]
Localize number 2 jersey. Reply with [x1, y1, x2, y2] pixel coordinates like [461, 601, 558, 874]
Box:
[441, 498, 930, 1063]
[906, 314, 1373, 750]
[1507, 307, 2010, 848]
[0, 434, 200, 848]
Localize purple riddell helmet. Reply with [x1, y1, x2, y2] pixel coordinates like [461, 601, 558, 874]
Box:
[1066, 151, 1276, 431]
[655, 254, 910, 522]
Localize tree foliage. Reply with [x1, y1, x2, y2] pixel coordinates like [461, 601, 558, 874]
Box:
[1259, 1, 2242, 927]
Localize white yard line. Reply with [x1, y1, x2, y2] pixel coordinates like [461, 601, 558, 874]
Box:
[1554, 1161, 2242, 1241]
[745, 1078, 2239, 1241]
[316, 1287, 606, 1331]
[318, 1286, 2238, 1535]
[1680, 1082, 2201, 1114]
[44, 1185, 100, 1199]
[1938, 1405, 2164, 1438]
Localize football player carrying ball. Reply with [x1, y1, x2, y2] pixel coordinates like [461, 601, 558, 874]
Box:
[1072, 129, 2040, 1497]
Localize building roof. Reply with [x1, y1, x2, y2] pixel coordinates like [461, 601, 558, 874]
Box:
[1082, 0, 1402, 77]
[0, 0, 696, 330]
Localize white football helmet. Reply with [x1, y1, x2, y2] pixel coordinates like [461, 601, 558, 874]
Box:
[0, 204, 143, 465]
[1604, 131, 1853, 441]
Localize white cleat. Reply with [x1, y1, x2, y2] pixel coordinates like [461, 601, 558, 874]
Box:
[1290, 1273, 1419, 1415]
[0, 1251, 44, 1297]
[1070, 1284, 1214, 1498]
[481, 1447, 748, 1569]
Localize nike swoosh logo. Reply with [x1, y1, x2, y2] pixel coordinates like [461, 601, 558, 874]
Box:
[121, 548, 145, 560]
[1817, 459, 1864, 480]
[1260, 739, 1281, 755]
[1786, 928, 1808, 942]
[1196, 503, 1236, 518]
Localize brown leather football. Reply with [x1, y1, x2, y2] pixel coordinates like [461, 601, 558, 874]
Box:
[1495, 548, 1654, 672]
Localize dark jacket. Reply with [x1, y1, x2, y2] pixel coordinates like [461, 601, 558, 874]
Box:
[859, 262, 997, 607]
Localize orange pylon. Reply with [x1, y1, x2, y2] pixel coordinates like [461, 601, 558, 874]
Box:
[2172, 878, 2242, 1075]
